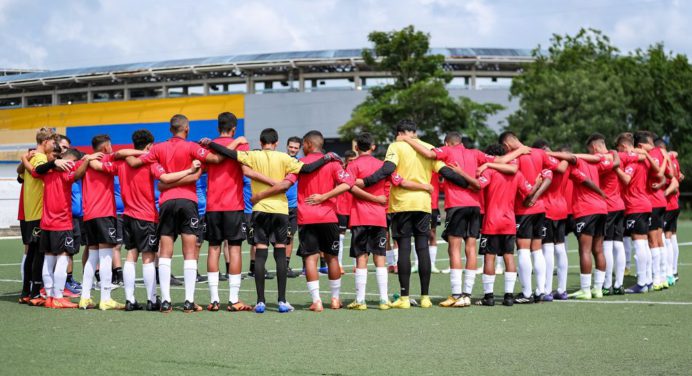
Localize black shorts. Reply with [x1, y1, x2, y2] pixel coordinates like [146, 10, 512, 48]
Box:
[288, 207, 298, 239]
[21, 220, 41, 245]
[196, 215, 207, 246]
[72, 216, 87, 247]
[39, 229, 78, 255]
[625, 212, 650, 236]
[566, 215, 576, 237]
[431, 209, 441, 228]
[605, 210, 625, 242]
[390, 211, 431, 238]
[244, 213, 256, 246]
[122, 216, 158, 253]
[663, 210, 680, 233]
[84, 216, 118, 246]
[252, 211, 289, 246]
[574, 214, 606, 237]
[479, 234, 515, 256]
[297, 223, 340, 257]
[337, 215, 350, 231]
[205, 211, 246, 246]
[350, 226, 387, 257]
[442, 206, 481, 240]
[543, 219, 566, 244]
[649, 207, 666, 231]
[115, 214, 124, 244]
[158, 199, 200, 238]
[516, 213, 546, 240]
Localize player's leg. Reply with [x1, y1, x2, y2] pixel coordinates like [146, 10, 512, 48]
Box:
[227, 241, 251, 311]
[158, 235, 175, 311]
[459, 235, 477, 307]
[429, 210, 440, 273]
[181, 233, 201, 312]
[393, 235, 413, 308]
[611, 212, 626, 294]
[414, 233, 432, 307]
[591, 233, 606, 298]
[206, 242, 222, 310]
[79, 244, 99, 309]
[479, 253, 496, 306]
[570, 228, 594, 299]
[515, 236, 533, 304]
[553, 220, 568, 300]
[141, 252, 159, 311]
[541, 220, 556, 302]
[304, 253, 322, 311]
[123, 249, 142, 311]
[348, 226, 368, 310]
[373, 241, 390, 310]
[503, 242, 518, 306]
[440, 235, 463, 307]
[42, 246, 56, 307]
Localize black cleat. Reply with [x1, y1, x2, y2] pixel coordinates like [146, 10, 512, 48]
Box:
[147, 297, 161, 311]
[265, 271, 275, 280]
[160, 300, 173, 313]
[612, 286, 625, 295]
[478, 293, 495, 306]
[207, 301, 220, 311]
[125, 300, 144, 311]
[514, 292, 534, 304]
[247, 271, 255, 278]
[196, 273, 208, 283]
[183, 300, 203, 313]
[503, 293, 514, 307]
[170, 275, 183, 286]
[286, 268, 300, 279]
[219, 273, 228, 282]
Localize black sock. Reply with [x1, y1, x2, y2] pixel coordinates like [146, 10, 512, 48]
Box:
[254, 249, 268, 303]
[250, 259, 255, 274]
[397, 237, 412, 296]
[286, 256, 291, 269]
[115, 267, 123, 281]
[30, 250, 44, 298]
[67, 272, 74, 283]
[95, 270, 101, 282]
[225, 262, 230, 275]
[22, 244, 36, 297]
[155, 266, 160, 284]
[274, 247, 287, 303]
[415, 235, 431, 295]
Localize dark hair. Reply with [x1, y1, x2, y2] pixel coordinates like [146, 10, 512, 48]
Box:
[557, 144, 572, 153]
[303, 130, 324, 149]
[91, 134, 111, 150]
[461, 136, 475, 149]
[585, 133, 606, 147]
[344, 150, 357, 160]
[532, 139, 550, 150]
[218, 112, 237, 133]
[498, 131, 517, 145]
[616, 132, 633, 146]
[259, 128, 279, 145]
[396, 119, 417, 134]
[484, 144, 507, 156]
[62, 148, 83, 160]
[132, 129, 155, 150]
[654, 137, 666, 148]
[633, 131, 652, 146]
[56, 134, 71, 146]
[170, 114, 189, 133]
[287, 136, 302, 146]
[355, 132, 374, 152]
[444, 131, 462, 145]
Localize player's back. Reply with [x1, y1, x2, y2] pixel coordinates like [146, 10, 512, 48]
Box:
[622, 158, 652, 214]
[83, 153, 116, 221]
[116, 161, 160, 222]
[207, 136, 248, 212]
[348, 154, 388, 228]
[386, 140, 439, 213]
[23, 152, 47, 221]
[481, 169, 530, 235]
[237, 149, 302, 214]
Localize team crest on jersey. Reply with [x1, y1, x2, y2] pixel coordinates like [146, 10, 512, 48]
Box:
[338, 170, 350, 180]
[479, 177, 488, 185]
[65, 237, 74, 248]
[198, 149, 207, 157]
[148, 235, 157, 246]
[190, 218, 199, 229]
[331, 241, 339, 251]
[480, 238, 488, 249]
[108, 227, 116, 237]
[626, 220, 635, 229]
[625, 166, 634, 174]
[576, 222, 585, 233]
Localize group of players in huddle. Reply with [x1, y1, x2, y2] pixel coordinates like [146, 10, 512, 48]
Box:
[15, 112, 683, 313]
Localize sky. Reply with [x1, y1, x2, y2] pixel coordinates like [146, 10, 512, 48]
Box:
[0, 0, 689, 71]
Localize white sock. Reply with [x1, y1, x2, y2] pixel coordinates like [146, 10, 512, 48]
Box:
[624, 236, 632, 269]
[497, 257, 505, 271]
[652, 247, 662, 285]
[229, 274, 241, 304]
[42, 254, 56, 298]
[463, 269, 476, 295]
[482, 274, 495, 294]
[21, 254, 26, 282]
[603, 240, 614, 289]
[158, 257, 172, 302]
[355, 268, 367, 303]
[375, 267, 388, 301]
[429, 245, 438, 268]
[518, 249, 533, 297]
[307, 280, 320, 303]
[123, 261, 136, 302]
[142, 262, 157, 302]
[613, 241, 626, 288]
[329, 278, 341, 299]
[81, 250, 98, 300]
[531, 250, 546, 295]
[594, 269, 605, 290]
[555, 243, 568, 293]
[664, 238, 674, 277]
[386, 250, 395, 266]
[671, 235, 679, 275]
[450, 269, 462, 296]
[633, 239, 648, 286]
[338, 234, 344, 266]
[580, 273, 591, 291]
[183, 260, 197, 302]
[504, 272, 517, 294]
[661, 242, 670, 279]
[208, 271, 219, 303]
[542, 243, 555, 293]
[98, 248, 113, 301]
[53, 255, 69, 299]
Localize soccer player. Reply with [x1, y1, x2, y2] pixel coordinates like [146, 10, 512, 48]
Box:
[336, 150, 357, 274]
[663, 149, 682, 283]
[112, 176, 125, 287]
[204, 128, 335, 313]
[285, 136, 302, 278]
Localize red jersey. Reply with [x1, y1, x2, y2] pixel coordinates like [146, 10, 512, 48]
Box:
[39, 164, 81, 231]
[430, 172, 440, 210]
[139, 136, 209, 205]
[569, 157, 610, 218]
[206, 137, 249, 212]
[103, 160, 165, 223]
[564, 178, 574, 215]
[666, 154, 681, 211]
[433, 145, 494, 209]
[544, 166, 569, 221]
[336, 191, 353, 216]
[17, 184, 24, 221]
[600, 152, 639, 213]
[647, 147, 667, 208]
[514, 148, 559, 215]
[622, 156, 653, 215]
[346, 154, 398, 228]
[479, 169, 533, 235]
[287, 153, 354, 225]
[83, 153, 116, 221]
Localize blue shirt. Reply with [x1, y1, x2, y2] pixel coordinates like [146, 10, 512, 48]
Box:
[243, 176, 252, 214]
[197, 173, 207, 216]
[71, 180, 83, 217]
[114, 176, 124, 215]
[286, 155, 298, 208]
[154, 180, 160, 211]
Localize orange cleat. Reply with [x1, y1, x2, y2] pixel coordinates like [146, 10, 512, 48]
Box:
[44, 297, 55, 308]
[309, 300, 324, 312]
[62, 289, 79, 298]
[330, 297, 343, 310]
[228, 301, 253, 312]
[52, 298, 78, 309]
[28, 297, 46, 307]
[18, 296, 30, 304]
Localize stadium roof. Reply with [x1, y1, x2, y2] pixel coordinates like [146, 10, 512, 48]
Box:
[0, 48, 535, 86]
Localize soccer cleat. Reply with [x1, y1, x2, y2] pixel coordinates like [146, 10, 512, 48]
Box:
[264, 271, 275, 280]
[411, 264, 418, 274]
[62, 289, 80, 298]
[674, 273, 679, 282]
[625, 284, 647, 294]
[420, 295, 432, 308]
[347, 301, 367, 310]
[65, 280, 82, 294]
[228, 301, 253, 312]
[278, 301, 295, 313]
[146, 297, 161, 311]
[219, 273, 228, 282]
[452, 294, 471, 308]
[170, 275, 183, 286]
[246, 271, 255, 279]
[667, 276, 676, 286]
[286, 268, 300, 279]
[613, 286, 625, 295]
[646, 283, 653, 292]
[330, 297, 343, 310]
[387, 265, 398, 274]
[99, 299, 125, 311]
[624, 267, 633, 277]
[44, 297, 54, 309]
[652, 284, 664, 292]
[602, 287, 612, 296]
[430, 265, 442, 274]
[502, 293, 514, 307]
[160, 300, 173, 313]
[540, 293, 554, 302]
[254, 302, 266, 314]
[568, 289, 592, 300]
[309, 300, 324, 312]
[513, 293, 534, 304]
[439, 296, 459, 307]
[476, 293, 495, 306]
[551, 291, 568, 300]
[40, 288, 46, 298]
[389, 297, 411, 309]
[207, 301, 220, 312]
[125, 300, 144, 311]
[182, 300, 203, 313]
[441, 268, 451, 274]
[28, 297, 46, 307]
[662, 280, 669, 289]
[196, 274, 208, 283]
[379, 299, 392, 310]
[78, 297, 95, 310]
[591, 288, 603, 299]
[18, 296, 30, 304]
[52, 297, 78, 309]
[318, 266, 328, 274]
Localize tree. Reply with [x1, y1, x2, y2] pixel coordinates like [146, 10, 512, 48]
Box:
[339, 25, 502, 146]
